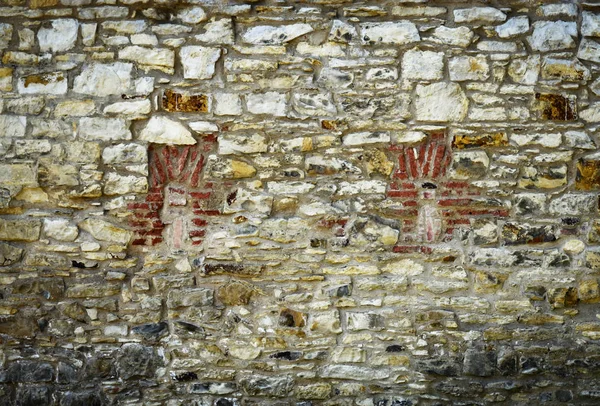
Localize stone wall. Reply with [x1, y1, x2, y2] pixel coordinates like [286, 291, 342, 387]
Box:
[1, 0, 600, 404]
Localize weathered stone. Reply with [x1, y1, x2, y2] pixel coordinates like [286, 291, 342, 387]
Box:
[117, 343, 161, 380]
[214, 93, 242, 116]
[0, 242, 23, 266]
[37, 19, 78, 53]
[102, 20, 148, 34]
[243, 24, 313, 45]
[508, 55, 541, 85]
[528, 21, 576, 52]
[218, 133, 267, 155]
[103, 100, 151, 118]
[578, 39, 600, 63]
[103, 172, 148, 195]
[79, 118, 131, 141]
[292, 93, 337, 117]
[541, 58, 590, 81]
[177, 7, 207, 24]
[73, 63, 132, 97]
[18, 71, 67, 94]
[431, 26, 474, 47]
[180, 46, 221, 80]
[360, 21, 419, 45]
[454, 7, 506, 24]
[217, 281, 254, 306]
[449, 56, 489, 81]
[548, 193, 596, 216]
[5, 361, 54, 382]
[195, 18, 234, 44]
[582, 12, 600, 37]
[319, 365, 389, 380]
[43, 218, 78, 241]
[78, 218, 132, 245]
[119, 46, 175, 71]
[167, 287, 213, 308]
[415, 82, 468, 122]
[328, 20, 357, 43]
[207, 156, 256, 179]
[463, 348, 496, 377]
[240, 375, 294, 397]
[0, 115, 26, 138]
[139, 116, 195, 145]
[247, 92, 287, 117]
[402, 48, 444, 81]
[0, 219, 41, 242]
[496, 16, 529, 38]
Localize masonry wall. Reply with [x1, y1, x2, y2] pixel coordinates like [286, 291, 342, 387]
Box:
[1, 0, 600, 405]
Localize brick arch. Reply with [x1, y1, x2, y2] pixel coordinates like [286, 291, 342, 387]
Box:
[129, 140, 217, 248]
[388, 130, 509, 249]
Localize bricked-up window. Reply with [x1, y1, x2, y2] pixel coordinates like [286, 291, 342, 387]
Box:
[129, 143, 216, 250]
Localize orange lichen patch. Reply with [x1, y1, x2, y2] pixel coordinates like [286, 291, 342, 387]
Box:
[321, 120, 339, 130]
[23, 72, 64, 87]
[162, 89, 209, 112]
[534, 93, 576, 121]
[576, 158, 600, 190]
[452, 132, 508, 149]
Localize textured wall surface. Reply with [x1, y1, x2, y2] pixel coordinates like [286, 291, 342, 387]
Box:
[1, 0, 600, 405]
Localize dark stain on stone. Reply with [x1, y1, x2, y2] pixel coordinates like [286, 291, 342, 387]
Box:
[172, 371, 198, 382]
[535, 93, 576, 121]
[269, 351, 302, 360]
[162, 89, 209, 112]
[227, 189, 237, 205]
[279, 308, 306, 327]
[203, 263, 264, 276]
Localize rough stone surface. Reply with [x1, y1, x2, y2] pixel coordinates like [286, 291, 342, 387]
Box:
[0, 3, 599, 405]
